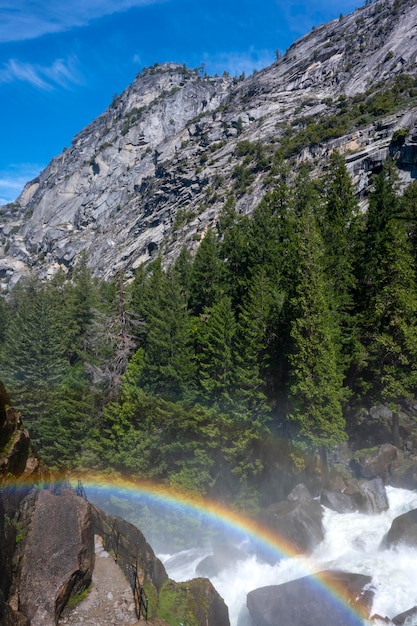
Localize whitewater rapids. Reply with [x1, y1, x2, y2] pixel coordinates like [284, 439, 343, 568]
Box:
[160, 487, 417, 626]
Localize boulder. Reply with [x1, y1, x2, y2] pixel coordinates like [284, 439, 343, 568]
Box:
[320, 489, 358, 513]
[352, 444, 398, 479]
[382, 508, 417, 549]
[356, 478, 389, 514]
[287, 483, 314, 503]
[247, 571, 373, 626]
[370, 404, 393, 422]
[321, 478, 388, 514]
[392, 606, 417, 625]
[196, 542, 247, 577]
[259, 498, 323, 558]
[18, 488, 94, 625]
[158, 578, 230, 626]
[389, 457, 417, 490]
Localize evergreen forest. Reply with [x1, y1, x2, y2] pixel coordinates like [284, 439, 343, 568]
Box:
[2, 153, 417, 508]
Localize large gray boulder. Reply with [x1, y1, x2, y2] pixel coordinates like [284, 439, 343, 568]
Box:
[17, 489, 94, 625]
[247, 571, 373, 626]
[260, 498, 323, 557]
[321, 478, 388, 514]
[320, 489, 358, 513]
[382, 508, 417, 549]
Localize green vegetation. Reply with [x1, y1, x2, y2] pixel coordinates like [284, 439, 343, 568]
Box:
[157, 579, 210, 626]
[281, 74, 417, 158]
[66, 585, 91, 608]
[1, 153, 417, 508]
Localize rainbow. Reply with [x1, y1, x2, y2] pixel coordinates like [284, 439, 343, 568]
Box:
[1, 472, 369, 625]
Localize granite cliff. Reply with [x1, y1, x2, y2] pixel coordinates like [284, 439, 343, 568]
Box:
[2, 0, 417, 287]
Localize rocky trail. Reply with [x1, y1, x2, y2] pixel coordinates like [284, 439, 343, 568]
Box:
[59, 536, 141, 626]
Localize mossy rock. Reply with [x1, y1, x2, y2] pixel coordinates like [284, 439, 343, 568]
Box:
[156, 578, 229, 626]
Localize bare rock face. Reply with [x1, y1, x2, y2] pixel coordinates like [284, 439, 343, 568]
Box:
[389, 457, 417, 490]
[2, 0, 417, 287]
[17, 489, 95, 625]
[247, 571, 374, 626]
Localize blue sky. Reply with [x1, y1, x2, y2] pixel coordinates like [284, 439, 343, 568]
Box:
[0, 0, 362, 205]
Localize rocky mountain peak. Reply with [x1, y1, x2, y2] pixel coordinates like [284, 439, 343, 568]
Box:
[1, 0, 417, 287]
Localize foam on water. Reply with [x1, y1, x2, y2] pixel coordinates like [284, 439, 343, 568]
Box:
[161, 486, 417, 626]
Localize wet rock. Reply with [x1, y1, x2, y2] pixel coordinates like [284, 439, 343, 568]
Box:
[259, 498, 323, 558]
[382, 508, 417, 549]
[91, 505, 168, 593]
[247, 571, 373, 626]
[320, 489, 358, 513]
[357, 478, 389, 514]
[392, 605, 417, 625]
[196, 542, 247, 577]
[321, 478, 388, 514]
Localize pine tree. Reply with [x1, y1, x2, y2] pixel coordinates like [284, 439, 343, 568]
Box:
[0, 295, 8, 346]
[140, 261, 196, 400]
[318, 152, 360, 379]
[218, 196, 253, 306]
[197, 295, 236, 411]
[189, 229, 223, 315]
[401, 180, 417, 267]
[2, 276, 67, 447]
[321, 155, 358, 309]
[356, 160, 417, 403]
[36, 363, 96, 468]
[287, 173, 346, 453]
[234, 268, 274, 424]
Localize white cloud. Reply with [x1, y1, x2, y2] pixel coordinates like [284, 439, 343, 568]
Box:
[0, 164, 44, 205]
[204, 48, 276, 78]
[0, 0, 167, 43]
[0, 55, 82, 90]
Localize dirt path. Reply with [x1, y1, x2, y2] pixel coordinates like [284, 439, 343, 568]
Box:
[59, 536, 141, 626]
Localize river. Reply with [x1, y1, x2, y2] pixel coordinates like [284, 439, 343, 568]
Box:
[158, 487, 417, 626]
